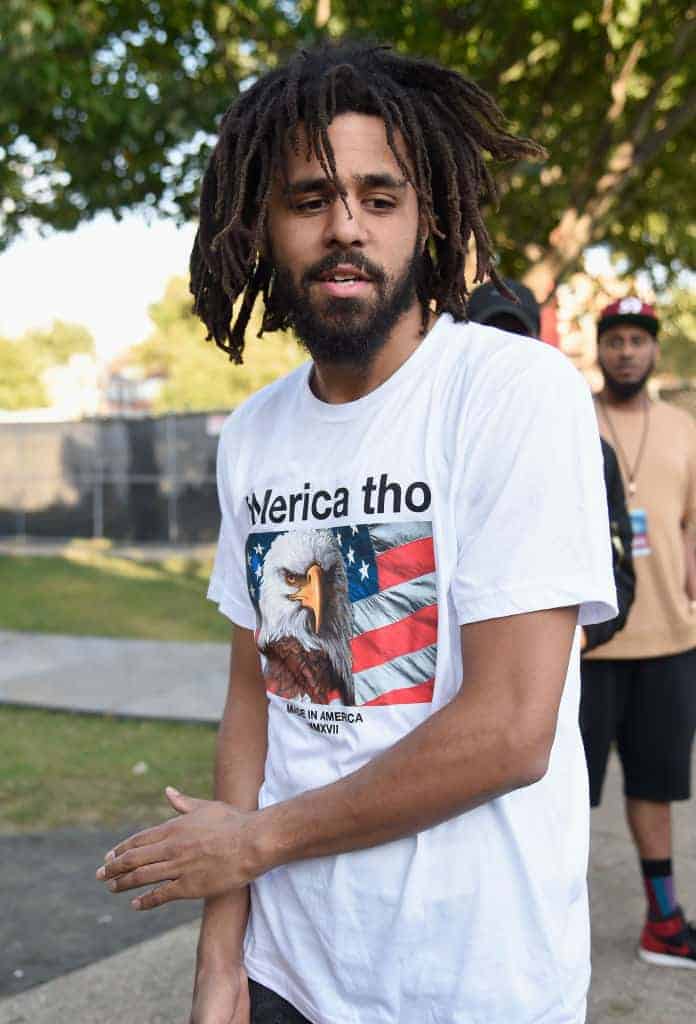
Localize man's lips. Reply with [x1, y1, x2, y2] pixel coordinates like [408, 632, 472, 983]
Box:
[312, 264, 373, 297]
[316, 279, 372, 297]
[316, 263, 371, 282]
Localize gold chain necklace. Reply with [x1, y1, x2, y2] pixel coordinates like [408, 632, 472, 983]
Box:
[598, 393, 650, 497]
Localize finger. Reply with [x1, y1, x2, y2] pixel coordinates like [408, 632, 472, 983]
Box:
[165, 786, 203, 815]
[104, 860, 178, 894]
[131, 879, 182, 911]
[102, 819, 173, 864]
[98, 840, 172, 881]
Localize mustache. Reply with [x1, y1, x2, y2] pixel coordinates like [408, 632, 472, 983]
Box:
[301, 251, 387, 287]
[600, 360, 654, 400]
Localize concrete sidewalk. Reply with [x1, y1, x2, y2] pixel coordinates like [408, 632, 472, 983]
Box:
[0, 631, 228, 722]
[1, 629, 695, 1022]
[0, 537, 217, 563]
[0, 919, 200, 1024]
[587, 759, 696, 1022]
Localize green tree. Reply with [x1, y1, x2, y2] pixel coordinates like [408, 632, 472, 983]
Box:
[657, 283, 696, 377]
[0, 0, 305, 243]
[1, 0, 694, 297]
[129, 276, 305, 411]
[21, 319, 94, 371]
[0, 337, 49, 409]
[327, 0, 696, 297]
[0, 319, 94, 410]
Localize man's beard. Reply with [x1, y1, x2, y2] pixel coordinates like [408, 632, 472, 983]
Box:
[270, 244, 423, 368]
[599, 357, 655, 401]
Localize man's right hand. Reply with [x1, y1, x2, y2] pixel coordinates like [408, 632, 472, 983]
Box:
[189, 962, 250, 1024]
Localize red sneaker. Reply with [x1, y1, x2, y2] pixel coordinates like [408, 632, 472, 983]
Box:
[639, 907, 696, 969]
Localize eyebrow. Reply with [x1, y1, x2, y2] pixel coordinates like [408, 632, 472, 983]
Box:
[284, 172, 408, 196]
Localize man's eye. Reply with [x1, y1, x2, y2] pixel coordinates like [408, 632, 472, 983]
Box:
[294, 198, 327, 213]
[366, 197, 396, 211]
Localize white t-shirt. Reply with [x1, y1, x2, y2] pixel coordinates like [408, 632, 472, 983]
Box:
[209, 314, 616, 1024]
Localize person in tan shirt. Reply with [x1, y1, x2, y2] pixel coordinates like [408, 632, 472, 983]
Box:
[581, 296, 696, 969]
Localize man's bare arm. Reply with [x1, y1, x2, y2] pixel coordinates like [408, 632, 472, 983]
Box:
[194, 626, 267, 963]
[99, 606, 576, 905]
[256, 605, 575, 867]
[155, 626, 267, 1024]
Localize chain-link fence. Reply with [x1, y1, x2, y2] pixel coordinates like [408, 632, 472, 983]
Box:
[3, 390, 693, 544]
[0, 412, 229, 542]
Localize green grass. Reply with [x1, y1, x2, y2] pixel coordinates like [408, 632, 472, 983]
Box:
[0, 706, 217, 832]
[0, 548, 230, 642]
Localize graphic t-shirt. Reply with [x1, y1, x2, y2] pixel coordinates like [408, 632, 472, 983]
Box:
[587, 398, 696, 660]
[209, 315, 616, 1024]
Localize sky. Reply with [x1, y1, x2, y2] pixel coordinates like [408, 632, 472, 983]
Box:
[0, 213, 197, 364]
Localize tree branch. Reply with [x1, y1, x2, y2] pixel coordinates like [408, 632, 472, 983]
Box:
[315, 0, 331, 28]
[626, 11, 696, 147]
[600, 0, 614, 25]
[607, 38, 645, 122]
[523, 76, 696, 301]
[572, 7, 693, 214]
[632, 85, 696, 167]
[572, 27, 651, 209]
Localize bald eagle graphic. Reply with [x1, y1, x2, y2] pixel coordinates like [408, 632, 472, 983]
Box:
[257, 529, 354, 705]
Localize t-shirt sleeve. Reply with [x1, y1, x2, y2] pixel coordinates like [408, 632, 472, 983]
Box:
[207, 417, 258, 630]
[450, 350, 617, 627]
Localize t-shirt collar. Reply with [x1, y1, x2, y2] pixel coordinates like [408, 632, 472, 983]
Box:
[299, 313, 453, 422]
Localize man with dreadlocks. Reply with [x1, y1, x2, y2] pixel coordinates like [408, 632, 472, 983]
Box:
[99, 41, 616, 1024]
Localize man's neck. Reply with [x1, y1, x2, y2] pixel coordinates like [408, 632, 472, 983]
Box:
[310, 302, 436, 404]
[599, 384, 649, 413]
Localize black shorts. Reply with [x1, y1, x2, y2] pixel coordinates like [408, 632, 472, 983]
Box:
[580, 648, 696, 807]
[250, 979, 311, 1024]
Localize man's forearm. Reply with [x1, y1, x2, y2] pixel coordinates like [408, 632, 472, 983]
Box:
[251, 670, 550, 875]
[99, 610, 576, 908]
[195, 766, 252, 967]
[248, 608, 576, 878]
[196, 637, 268, 965]
[196, 890, 250, 971]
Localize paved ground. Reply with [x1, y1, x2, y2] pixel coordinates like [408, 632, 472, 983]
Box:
[0, 631, 228, 722]
[0, 538, 217, 563]
[0, 827, 201, 999]
[588, 757, 696, 1022]
[1, 629, 695, 1022]
[0, 920, 200, 1024]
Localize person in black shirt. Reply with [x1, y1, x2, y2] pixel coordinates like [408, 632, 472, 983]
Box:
[583, 439, 634, 651]
[467, 279, 635, 651]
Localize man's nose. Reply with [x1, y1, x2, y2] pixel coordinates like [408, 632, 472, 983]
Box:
[322, 197, 368, 247]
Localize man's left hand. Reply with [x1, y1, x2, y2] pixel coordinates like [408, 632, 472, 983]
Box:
[96, 787, 257, 910]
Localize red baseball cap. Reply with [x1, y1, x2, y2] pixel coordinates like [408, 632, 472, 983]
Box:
[597, 297, 659, 339]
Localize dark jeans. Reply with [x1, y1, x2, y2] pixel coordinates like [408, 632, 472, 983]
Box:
[249, 979, 312, 1024]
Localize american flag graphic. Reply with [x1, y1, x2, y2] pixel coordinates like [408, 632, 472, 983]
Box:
[246, 521, 438, 706]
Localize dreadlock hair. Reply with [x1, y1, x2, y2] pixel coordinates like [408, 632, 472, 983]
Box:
[190, 40, 546, 363]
